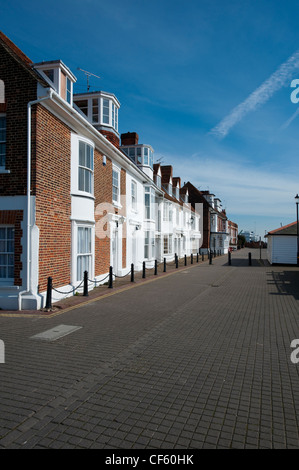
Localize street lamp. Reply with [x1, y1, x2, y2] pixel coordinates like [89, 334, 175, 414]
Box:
[295, 194, 299, 266]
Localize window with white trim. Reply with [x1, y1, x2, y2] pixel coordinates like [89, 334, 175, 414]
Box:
[131, 180, 137, 211]
[163, 202, 173, 222]
[66, 77, 72, 104]
[144, 186, 155, 220]
[144, 231, 155, 259]
[112, 168, 120, 204]
[163, 234, 173, 255]
[78, 141, 94, 194]
[0, 115, 6, 168]
[103, 99, 110, 124]
[77, 226, 92, 282]
[0, 226, 14, 280]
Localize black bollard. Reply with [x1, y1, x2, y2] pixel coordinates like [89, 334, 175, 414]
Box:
[249, 252, 252, 266]
[108, 266, 113, 288]
[209, 252, 212, 265]
[154, 259, 158, 275]
[45, 276, 52, 309]
[191, 253, 193, 264]
[142, 261, 146, 278]
[184, 254, 187, 266]
[83, 270, 88, 296]
[131, 263, 134, 282]
[163, 258, 166, 272]
[228, 251, 231, 266]
[175, 254, 178, 268]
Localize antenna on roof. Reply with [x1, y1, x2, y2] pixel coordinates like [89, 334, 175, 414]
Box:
[77, 68, 101, 92]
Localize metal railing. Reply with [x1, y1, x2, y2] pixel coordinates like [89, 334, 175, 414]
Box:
[44, 250, 231, 309]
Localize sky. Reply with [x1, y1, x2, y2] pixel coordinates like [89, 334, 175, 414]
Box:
[1, 0, 299, 239]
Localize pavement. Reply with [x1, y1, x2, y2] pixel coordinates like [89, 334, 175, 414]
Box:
[1, 247, 299, 449]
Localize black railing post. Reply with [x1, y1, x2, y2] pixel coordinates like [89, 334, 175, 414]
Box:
[142, 261, 146, 278]
[45, 276, 52, 309]
[131, 263, 134, 282]
[108, 266, 113, 288]
[83, 270, 88, 296]
[163, 258, 166, 272]
[154, 259, 158, 275]
[249, 252, 252, 266]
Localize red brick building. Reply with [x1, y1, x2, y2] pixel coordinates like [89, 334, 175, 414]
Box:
[0, 32, 155, 309]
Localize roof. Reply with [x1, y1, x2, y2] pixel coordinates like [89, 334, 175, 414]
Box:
[266, 221, 297, 236]
[0, 31, 48, 87]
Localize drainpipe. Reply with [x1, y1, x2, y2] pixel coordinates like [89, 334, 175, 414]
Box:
[18, 89, 53, 310]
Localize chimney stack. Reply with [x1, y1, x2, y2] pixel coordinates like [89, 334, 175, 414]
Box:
[121, 132, 139, 146]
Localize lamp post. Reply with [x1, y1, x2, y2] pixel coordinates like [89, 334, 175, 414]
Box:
[295, 194, 299, 266]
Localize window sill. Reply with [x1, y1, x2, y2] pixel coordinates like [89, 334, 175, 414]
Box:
[0, 169, 10, 174]
[71, 192, 95, 200]
[112, 201, 122, 210]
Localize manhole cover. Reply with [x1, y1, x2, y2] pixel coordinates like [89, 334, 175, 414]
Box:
[30, 324, 82, 341]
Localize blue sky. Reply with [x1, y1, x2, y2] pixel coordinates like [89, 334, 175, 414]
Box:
[2, 0, 299, 239]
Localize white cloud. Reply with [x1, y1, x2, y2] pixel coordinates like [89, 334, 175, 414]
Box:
[210, 50, 299, 138]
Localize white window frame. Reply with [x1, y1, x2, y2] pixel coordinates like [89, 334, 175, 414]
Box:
[163, 234, 173, 255]
[144, 230, 155, 259]
[0, 225, 14, 283]
[78, 140, 94, 195]
[131, 180, 137, 211]
[112, 167, 120, 206]
[76, 225, 92, 282]
[0, 114, 6, 169]
[163, 202, 173, 222]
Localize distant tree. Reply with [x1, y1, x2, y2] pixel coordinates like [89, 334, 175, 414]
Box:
[238, 234, 246, 247]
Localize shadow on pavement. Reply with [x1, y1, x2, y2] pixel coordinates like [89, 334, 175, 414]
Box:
[267, 270, 299, 300]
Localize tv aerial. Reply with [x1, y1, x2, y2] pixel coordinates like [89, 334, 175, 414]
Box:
[77, 68, 101, 92]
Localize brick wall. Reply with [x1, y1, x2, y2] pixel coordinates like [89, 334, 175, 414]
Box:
[0, 39, 37, 196]
[94, 150, 127, 275]
[94, 148, 112, 275]
[34, 104, 72, 292]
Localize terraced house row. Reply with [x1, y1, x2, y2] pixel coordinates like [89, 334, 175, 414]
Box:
[0, 32, 237, 310]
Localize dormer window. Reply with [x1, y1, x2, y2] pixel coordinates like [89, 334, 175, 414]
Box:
[43, 69, 54, 83]
[34, 60, 76, 106]
[120, 145, 154, 169]
[73, 92, 120, 134]
[154, 174, 161, 189]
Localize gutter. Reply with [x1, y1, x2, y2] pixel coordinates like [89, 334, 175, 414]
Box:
[18, 89, 53, 310]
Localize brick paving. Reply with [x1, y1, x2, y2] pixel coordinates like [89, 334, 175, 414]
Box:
[1, 248, 299, 449]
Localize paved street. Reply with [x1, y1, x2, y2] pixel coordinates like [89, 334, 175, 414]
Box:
[1, 248, 299, 449]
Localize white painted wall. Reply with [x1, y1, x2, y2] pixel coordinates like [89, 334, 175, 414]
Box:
[268, 236, 297, 264]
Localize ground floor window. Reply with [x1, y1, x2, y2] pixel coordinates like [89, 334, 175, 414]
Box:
[163, 234, 173, 255]
[0, 226, 14, 280]
[77, 226, 92, 281]
[144, 231, 155, 259]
